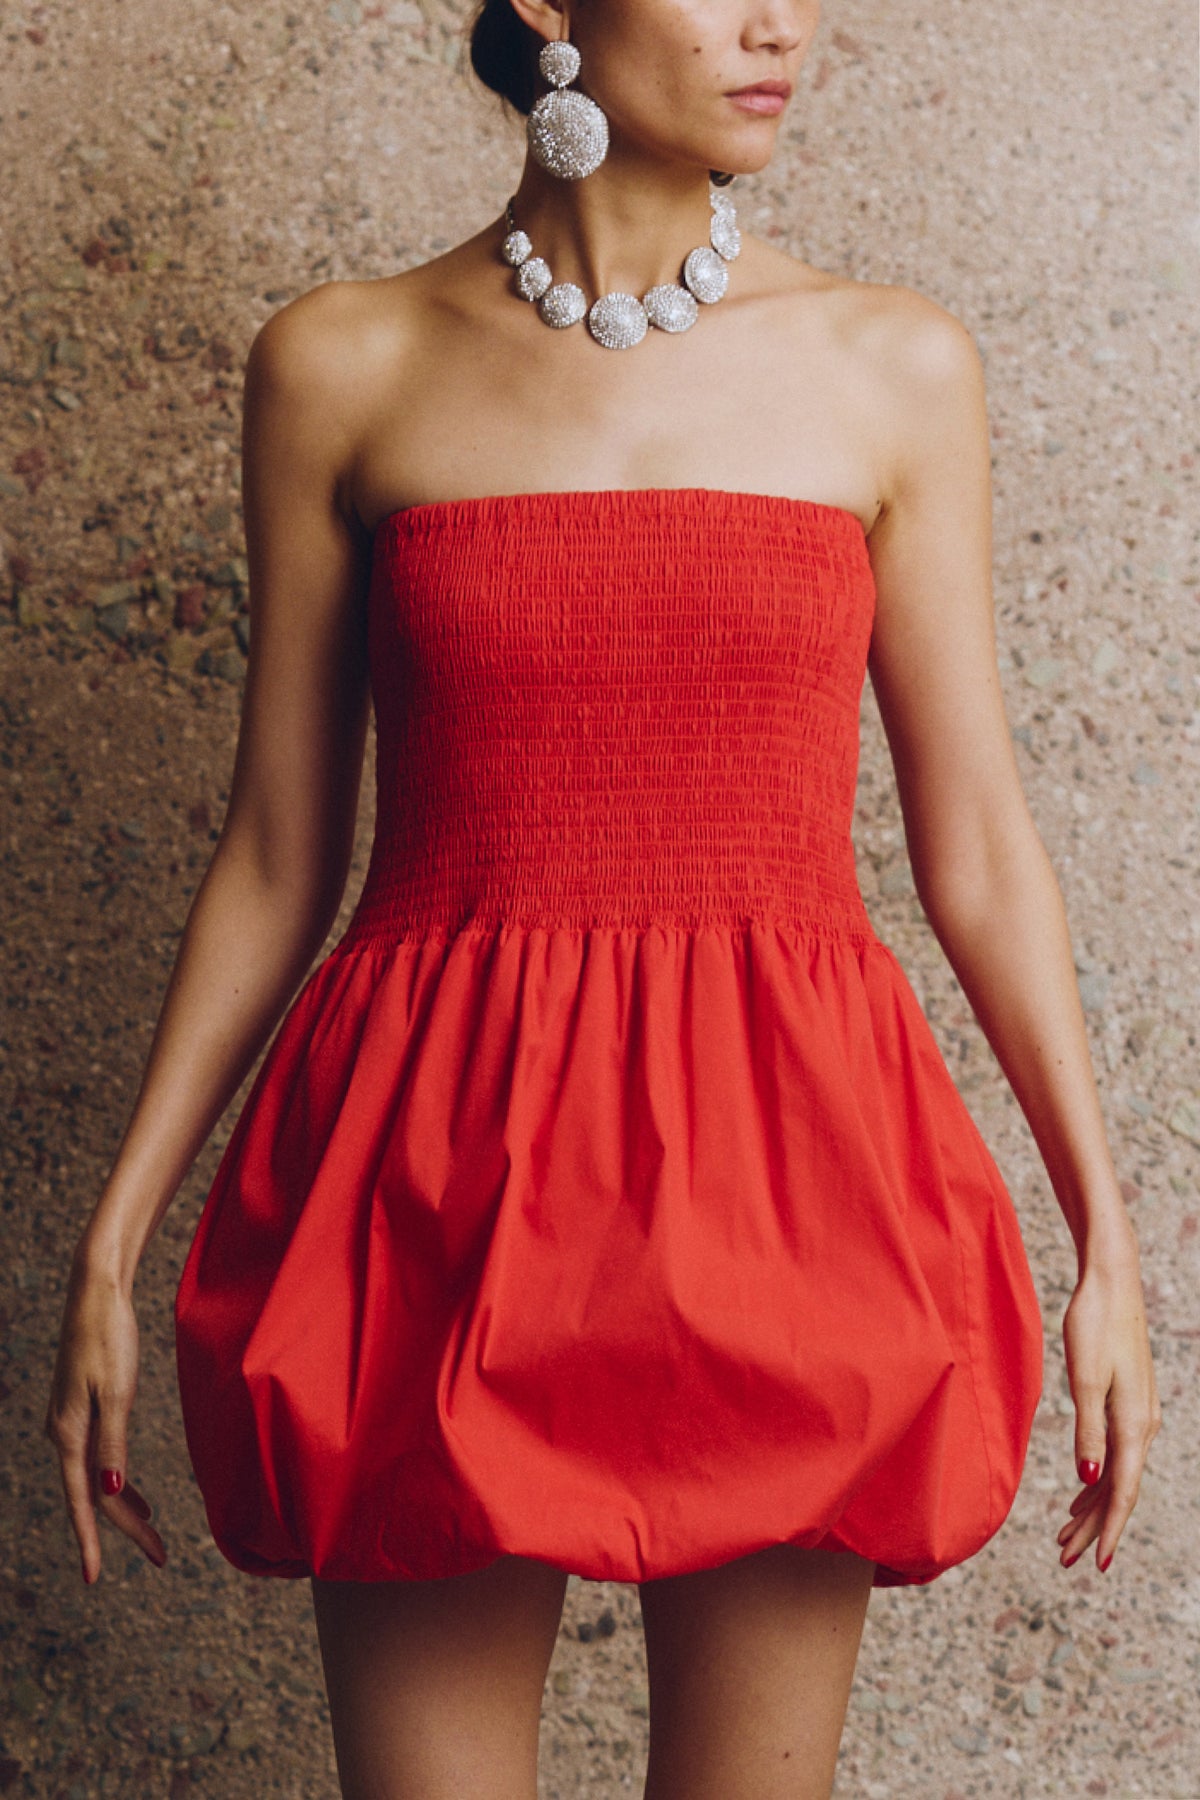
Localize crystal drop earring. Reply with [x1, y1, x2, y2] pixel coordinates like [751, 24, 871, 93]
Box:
[526, 37, 610, 181]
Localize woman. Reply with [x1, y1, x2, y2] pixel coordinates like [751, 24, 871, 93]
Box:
[45, 0, 1160, 1794]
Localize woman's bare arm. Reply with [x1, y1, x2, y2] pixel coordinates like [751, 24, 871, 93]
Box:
[46, 280, 378, 1579]
[862, 291, 1161, 1571]
[78, 286, 376, 1288]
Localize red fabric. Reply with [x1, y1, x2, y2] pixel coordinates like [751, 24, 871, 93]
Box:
[174, 487, 1043, 1588]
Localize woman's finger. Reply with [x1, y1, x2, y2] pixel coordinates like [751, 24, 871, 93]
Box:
[118, 1480, 154, 1521]
[46, 1395, 102, 1581]
[86, 1392, 167, 1566]
[94, 1384, 130, 1507]
[96, 1485, 168, 1566]
[1059, 1503, 1103, 1566]
[1067, 1473, 1112, 1518]
[1091, 1421, 1153, 1571]
[1069, 1369, 1109, 1490]
[1058, 1489, 1105, 1542]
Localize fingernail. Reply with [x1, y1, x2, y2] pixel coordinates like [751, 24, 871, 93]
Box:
[1062, 1551, 1080, 1568]
[1078, 1460, 1101, 1485]
[1100, 1552, 1113, 1572]
[100, 1468, 123, 1496]
[81, 1558, 91, 1584]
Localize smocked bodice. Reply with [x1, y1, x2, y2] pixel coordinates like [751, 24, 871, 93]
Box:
[341, 487, 879, 946]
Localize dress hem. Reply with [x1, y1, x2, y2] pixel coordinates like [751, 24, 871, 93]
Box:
[196, 1518, 974, 1593]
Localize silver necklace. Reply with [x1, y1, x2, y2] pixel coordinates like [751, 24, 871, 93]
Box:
[501, 186, 742, 350]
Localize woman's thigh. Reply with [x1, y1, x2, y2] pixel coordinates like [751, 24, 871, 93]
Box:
[310, 1554, 569, 1800]
[638, 1543, 875, 1800]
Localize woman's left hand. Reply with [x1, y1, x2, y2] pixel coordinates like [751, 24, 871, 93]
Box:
[1057, 1232, 1162, 1572]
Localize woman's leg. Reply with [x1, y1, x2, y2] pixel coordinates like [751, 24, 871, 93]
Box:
[310, 1553, 569, 1800]
[638, 1543, 875, 1800]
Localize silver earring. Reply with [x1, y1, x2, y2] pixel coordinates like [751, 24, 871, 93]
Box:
[526, 39, 609, 181]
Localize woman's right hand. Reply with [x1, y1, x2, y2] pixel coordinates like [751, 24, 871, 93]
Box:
[43, 1246, 167, 1584]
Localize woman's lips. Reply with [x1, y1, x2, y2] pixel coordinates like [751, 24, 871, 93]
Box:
[726, 89, 788, 114]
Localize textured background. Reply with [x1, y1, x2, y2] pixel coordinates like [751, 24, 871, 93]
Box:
[1, 0, 1197, 1794]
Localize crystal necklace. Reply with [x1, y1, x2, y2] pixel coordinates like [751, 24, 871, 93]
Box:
[501, 185, 741, 350]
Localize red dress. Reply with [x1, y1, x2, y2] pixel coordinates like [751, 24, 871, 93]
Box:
[174, 486, 1043, 1589]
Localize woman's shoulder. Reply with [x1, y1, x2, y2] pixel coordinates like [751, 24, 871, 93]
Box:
[247, 271, 418, 395]
[749, 236, 981, 385]
[234, 274, 434, 503]
[836, 273, 982, 396]
[759, 248, 990, 484]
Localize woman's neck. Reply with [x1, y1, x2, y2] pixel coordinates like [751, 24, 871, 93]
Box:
[506, 159, 722, 297]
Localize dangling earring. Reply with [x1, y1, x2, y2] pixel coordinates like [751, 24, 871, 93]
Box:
[710, 170, 736, 186]
[526, 38, 609, 181]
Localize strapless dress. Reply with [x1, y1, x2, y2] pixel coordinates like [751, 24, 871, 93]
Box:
[174, 486, 1044, 1588]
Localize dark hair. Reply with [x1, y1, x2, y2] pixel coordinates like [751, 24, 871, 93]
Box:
[466, 0, 544, 118]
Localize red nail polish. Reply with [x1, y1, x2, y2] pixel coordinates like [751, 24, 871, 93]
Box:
[1100, 1552, 1113, 1572]
[100, 1468, 123, 1496]
[1063, 1551, 1080, 1568]
[1079, 1460, 1101, 1485]
[81, 1558, 91, 1584]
